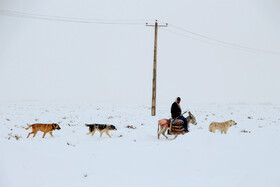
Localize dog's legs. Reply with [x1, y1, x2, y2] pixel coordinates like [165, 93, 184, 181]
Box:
[33, 131, 38, 137]
[100, 132, 103, 138]
[49, 131, 53, 137]
[91, 130, 96, 136]
[105, 131, 112, 138]
[86, 132, 91, 135]
[42, 132, 47, 138]
[27, 132, 34, 138]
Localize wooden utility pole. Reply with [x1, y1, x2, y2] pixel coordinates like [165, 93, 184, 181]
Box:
[146, 20, 168, 116]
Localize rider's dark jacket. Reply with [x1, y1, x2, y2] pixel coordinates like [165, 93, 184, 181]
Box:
[171, 102, 181, 119]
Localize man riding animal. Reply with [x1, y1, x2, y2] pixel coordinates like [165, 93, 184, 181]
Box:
[157, 97, 197, 139]
[171, 97, 188, 133]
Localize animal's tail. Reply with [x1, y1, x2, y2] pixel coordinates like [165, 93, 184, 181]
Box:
[157, 121, 160, 139]
[25, 125, 32, 130]
[85, 124, 88, 127]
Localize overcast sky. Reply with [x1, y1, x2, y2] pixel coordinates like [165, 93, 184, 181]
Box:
[0, 0, 280, 106]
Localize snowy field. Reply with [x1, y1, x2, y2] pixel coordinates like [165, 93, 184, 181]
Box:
[0, 102, 280, 187]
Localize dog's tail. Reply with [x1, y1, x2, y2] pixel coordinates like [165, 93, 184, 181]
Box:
[85, 123, 89, 127]
[25, 125, 32, 130]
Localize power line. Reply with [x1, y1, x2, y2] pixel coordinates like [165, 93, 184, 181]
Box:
[0, 9, 148, 25]
[164, 29, 278, 55]
[165, 29, 240, 50]
[168, 24, 280, 55]
[1, 9, 279, 56]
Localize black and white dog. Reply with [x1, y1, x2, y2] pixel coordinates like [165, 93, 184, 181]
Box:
[85, 124, 117, 138]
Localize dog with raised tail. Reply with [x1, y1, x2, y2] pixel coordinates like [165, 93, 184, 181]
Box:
[25, 123, 61, 138]
[85, 124, 117, 138]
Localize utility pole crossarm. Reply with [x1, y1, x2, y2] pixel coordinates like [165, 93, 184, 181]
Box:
[146, 20, 168, 27]
[146, 20, 168, 116]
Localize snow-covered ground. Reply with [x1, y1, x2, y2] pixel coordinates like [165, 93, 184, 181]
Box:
[0, 102, 280, 187]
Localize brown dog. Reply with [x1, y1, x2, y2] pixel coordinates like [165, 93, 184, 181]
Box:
[25, 123, 61, 138]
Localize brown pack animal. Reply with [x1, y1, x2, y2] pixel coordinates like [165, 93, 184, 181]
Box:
[25, 123, 61, 138]
[157, 112, 197, 139]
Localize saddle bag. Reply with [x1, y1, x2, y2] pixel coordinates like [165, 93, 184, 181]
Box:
[169, 118, 184, 132]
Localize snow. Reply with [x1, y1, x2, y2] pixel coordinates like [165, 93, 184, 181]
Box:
[1, 102, 280, 187]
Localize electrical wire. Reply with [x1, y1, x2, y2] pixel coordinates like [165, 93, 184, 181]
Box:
[1, 9, 279, 55]
[168, 23, 280, 55]
[0, 9, 148, 25]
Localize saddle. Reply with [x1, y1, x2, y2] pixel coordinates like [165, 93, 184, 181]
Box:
[168, 118, 184, 133]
